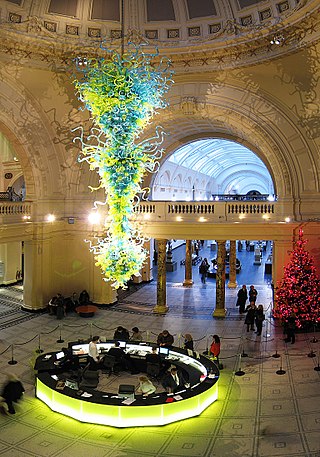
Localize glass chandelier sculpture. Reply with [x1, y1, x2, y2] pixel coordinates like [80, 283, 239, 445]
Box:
[73, 42, 173, 288]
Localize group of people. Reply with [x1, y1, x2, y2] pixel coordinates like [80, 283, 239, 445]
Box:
[236, 284, 265, 335]
[236, 284, 297, 342]
[236, 284, 258, 313]
[47, 290, 91, 317]
[86, 333, 192, 396]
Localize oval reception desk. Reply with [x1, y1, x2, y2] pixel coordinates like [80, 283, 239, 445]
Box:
[35, 341, 219, 427]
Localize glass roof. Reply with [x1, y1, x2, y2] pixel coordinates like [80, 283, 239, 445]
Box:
[168, 139, 268, 179]
[151, 138, 275, 197]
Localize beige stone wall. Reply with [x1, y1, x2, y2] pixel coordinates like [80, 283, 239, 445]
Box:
[0, 10, 319, 308]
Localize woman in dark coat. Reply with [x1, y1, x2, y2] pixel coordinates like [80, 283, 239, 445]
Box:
[245, 302, 257, 331]
[255, 305, 265, 336]
[236, 285, 248, 314]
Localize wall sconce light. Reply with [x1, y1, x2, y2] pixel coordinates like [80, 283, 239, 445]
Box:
[46, 214, 55, 222]
[270, 34, 285, 45]
[88, 212, 101, 224]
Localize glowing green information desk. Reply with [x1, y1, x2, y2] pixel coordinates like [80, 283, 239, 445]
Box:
[35, 343, 219, 427]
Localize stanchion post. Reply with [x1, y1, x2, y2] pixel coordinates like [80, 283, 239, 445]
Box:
[56, 324, 64, 343]
[235, 353, 245, 376]
[241, 336, 248, 357]
[89, 323, 93, 340]
[310, 325, 318, 343]
[314, 354, 320, 372]
[8, 344, 17, 365]
[36, 334, 43, 354]
[276, 355, 286, 375]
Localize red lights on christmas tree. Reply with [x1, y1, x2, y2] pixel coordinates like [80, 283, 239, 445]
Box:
[275, 229, 320, 328]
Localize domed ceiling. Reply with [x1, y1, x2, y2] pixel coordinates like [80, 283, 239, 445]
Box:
[0, 0, 317, 55]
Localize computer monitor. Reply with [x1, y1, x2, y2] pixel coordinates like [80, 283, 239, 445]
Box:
[118, 341, 127, 349]
[56, 351, 65, 360]
[159, 346, 169, 357]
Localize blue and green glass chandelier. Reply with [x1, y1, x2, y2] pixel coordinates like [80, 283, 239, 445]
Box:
[73, 42, 173, 288]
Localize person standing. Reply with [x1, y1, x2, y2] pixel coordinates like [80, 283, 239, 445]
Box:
[284, 312, 296, 344]
[88, 335, 102, 370]
[236, 285, 248, 314]
[199, 258, 209, 284]
[210, 335, 221, 366]
[183, 333, 194, 351]
[255, 304, 265, 336]
[245, 302, 257, 332]
[249, 285, 258, 303]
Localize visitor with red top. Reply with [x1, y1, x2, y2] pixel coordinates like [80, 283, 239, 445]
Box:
[210, 334, 221, 366]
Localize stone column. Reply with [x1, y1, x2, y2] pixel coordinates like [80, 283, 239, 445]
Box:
[183, 240, 193, 286]
[213, 240, 227, 317]
[154, 239, 168, 313]
[228, 239, 237, 289]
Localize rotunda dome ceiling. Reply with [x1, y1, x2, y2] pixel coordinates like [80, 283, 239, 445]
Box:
[0, 0, 317, 54]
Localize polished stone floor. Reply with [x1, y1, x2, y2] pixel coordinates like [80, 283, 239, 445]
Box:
[0, 244, 319, 457]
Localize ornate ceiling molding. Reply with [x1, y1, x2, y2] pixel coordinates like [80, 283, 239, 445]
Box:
[0, 5, 319, 72]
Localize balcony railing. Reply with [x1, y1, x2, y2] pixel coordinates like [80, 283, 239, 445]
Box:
[0, 201, 32, 221]
[133, 200, 284, 223]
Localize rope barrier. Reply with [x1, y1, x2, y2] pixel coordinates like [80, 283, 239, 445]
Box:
[14, 334, 39, 346]
[39, 325, 60, 335]
[0, 344, 11, 355]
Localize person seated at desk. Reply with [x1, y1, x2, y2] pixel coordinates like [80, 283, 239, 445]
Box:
[157, 330, 174, 349]
[108, 341, 137, 374]
[88, 336, 103, 370]
[55, 347, 79, 371]
[130, 327, 143, 342]
[162, 367, 188, 394]
[146, 346, 162, 366]
[136, 376, 156, 397]
[146, 346, 168, 378]
[113, 326, 130, 341]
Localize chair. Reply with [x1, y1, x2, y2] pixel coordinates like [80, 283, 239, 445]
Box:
[146, 362, 161, 379]
[102, 355, 121, 375]
[79, 363, 99, 389]
[118, 384, 135, 400]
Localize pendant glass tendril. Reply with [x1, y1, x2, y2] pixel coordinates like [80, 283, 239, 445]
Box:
[73, 43, 173, 288]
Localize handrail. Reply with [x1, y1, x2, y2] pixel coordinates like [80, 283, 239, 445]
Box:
[0, 201, 32, 215]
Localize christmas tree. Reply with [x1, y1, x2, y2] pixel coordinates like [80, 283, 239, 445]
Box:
[275, 229, 320, 328]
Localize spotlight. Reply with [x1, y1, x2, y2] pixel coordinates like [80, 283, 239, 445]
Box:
[88, 212, 101, 224]
[77, 56, 88, 67]
[270, 34, 285, 45]
[46, 214, 55, 222]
